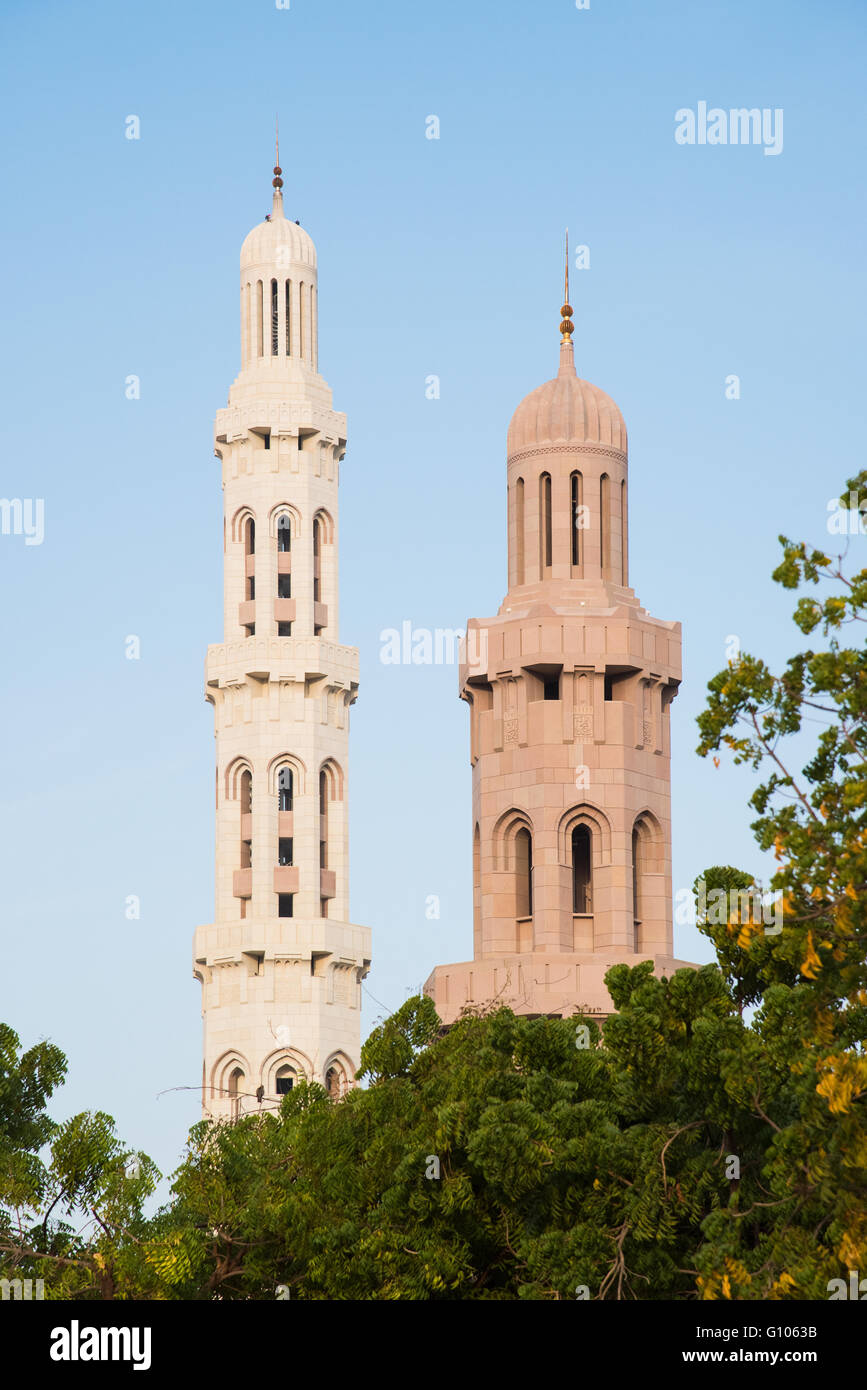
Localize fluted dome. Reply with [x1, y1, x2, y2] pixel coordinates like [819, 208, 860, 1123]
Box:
[241, 192, 316, 270]
[507, 342, 627, 457]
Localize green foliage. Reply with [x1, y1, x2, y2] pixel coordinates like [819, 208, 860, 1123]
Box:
[2, 473, 865, 1300]
[0, 1024, 66, 1215]
[693, 473, 867, 1296]
[0, 1027, 161, 1299]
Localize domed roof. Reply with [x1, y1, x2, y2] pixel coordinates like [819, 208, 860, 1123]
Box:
[241, 191, 316, 270]
[507, 341, 627, 457]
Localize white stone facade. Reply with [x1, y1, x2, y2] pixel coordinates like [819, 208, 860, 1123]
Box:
[194, 173, 371, 1119]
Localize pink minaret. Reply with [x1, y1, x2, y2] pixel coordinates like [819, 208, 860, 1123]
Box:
[426, 246, 692, 1021]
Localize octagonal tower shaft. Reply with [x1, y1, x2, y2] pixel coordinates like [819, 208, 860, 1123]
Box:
[193, 178, 371, 1118]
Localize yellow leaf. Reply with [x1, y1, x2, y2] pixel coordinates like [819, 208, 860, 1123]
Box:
[800, 932, 822, 979]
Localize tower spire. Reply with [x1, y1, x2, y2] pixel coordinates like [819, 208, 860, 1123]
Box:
[271, 117, 285, 219]
[559, 228, 575, 376]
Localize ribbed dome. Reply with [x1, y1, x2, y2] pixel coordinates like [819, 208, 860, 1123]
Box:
[507, 343, 627, 456]
[241, 193, 316, 270]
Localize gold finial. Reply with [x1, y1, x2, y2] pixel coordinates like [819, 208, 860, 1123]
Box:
[560, 228, 574, 342]
[273, 115, 283, 188]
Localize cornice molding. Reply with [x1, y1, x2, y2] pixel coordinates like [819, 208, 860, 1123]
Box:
[507, 442, 627, 467]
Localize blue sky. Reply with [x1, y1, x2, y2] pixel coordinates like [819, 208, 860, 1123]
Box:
[1, 0, 864, 1186]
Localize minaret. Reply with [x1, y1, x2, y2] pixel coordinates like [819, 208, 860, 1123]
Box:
[426, 243, 692, 1022]
[193, 147, 371, 1118]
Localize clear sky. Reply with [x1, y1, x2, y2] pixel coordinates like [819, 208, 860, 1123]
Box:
[1, 0, 864, 1187]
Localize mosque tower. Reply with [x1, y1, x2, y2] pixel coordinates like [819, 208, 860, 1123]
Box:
[193, 147, 371, 1118]
[426, 245, 692, 1022]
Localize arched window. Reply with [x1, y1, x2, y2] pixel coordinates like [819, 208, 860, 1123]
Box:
[572, 825, 592, 914]
[239, 770, 252, 921]
[228, 1067, 244, 1121]
[515, 477, 525, 585]
[276, 515, 292, 635]
[540, 473, 552, 574]
[242, 518, 256, 634]
[256, 280, 263, 357]
[621, 479, 628, 585]
[285, 281, 291, 355]
[313, 516, 326, 635]
[325, 1065, 344, 1099]
[515, 827, 532, 918]
[275, 1064, 295, 1096]
[313, 517, 321, 601]
[472, 823, 481, 942]
[278, 766, 293, 812]
[571, 471, 583, 569]
[299, 280, 306, 360]
[600, 474, 611, 575]
[270, 278, 279, 355]
[319, 770, 328, 918]
[632, 826, 642, 950]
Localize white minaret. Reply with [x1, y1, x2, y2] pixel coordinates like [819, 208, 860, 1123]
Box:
[193, 149, 371, 1119]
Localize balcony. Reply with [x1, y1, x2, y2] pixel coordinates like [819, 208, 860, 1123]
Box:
[245, 554, 256, 577]
[238, 600, 256, 628]
[274, 866, 300, 894]
[320, 870, 336, 900]
[314, 602, 329, 631]
[277, 552, 292, 574]
[278, 811, 294, 837]
[233, 869, 252, 899]
[274, 598, 296, 624]
[240, 813, 252, 841]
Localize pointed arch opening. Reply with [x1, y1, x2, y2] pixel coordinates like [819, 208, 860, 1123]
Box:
[261, 1047, 311, 1102]
[472, 822, 481, 944]
[631, 811, 662, 953]
[572, 824, 592, 914]
[312, 510, 334, 637]
[276, 512, 292, 634]
[318, 759, 342, 918]
[571, 471, 583, 571]
[540, 472, 552, 575]
[515, 477, 525, 585]
[228, 1066, 244, 1121]
[600, 473, 611, 576]
[322, 1052, 352, 1099]
[515, 826, 533, 920]
[270, 278, 279, 355]
[275, 1064, 295, 1096]
[632, 825, 642, 951]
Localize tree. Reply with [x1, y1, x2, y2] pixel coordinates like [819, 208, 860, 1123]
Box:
[0, 1026, 159, 1299]
[693, 471, 867, 1297]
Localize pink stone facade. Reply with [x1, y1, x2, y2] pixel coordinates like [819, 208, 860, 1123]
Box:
[426, 331, 694, 1023]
